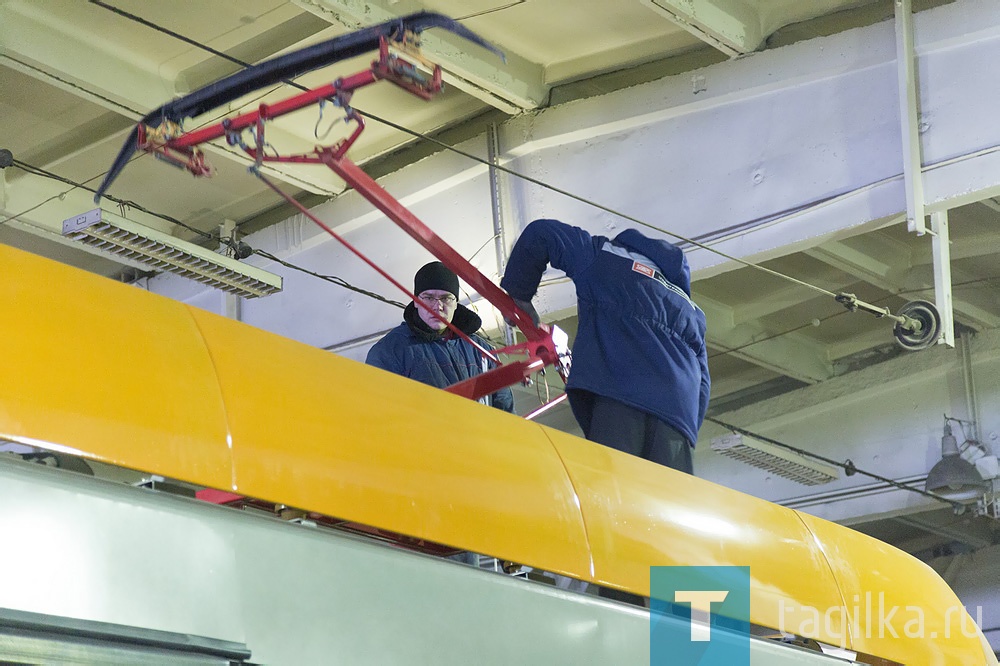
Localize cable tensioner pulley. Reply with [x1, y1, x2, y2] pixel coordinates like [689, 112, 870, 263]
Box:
[835, 293, 942, 351]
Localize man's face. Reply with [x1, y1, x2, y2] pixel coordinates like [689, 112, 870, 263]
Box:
[416, 290, 457, 331]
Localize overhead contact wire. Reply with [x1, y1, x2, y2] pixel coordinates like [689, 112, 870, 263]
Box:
[87, 2, 992, 485]
[12, 159, 214, 241]
[254, 169, 500, 362]
[88, 0, 838, 302]
[705, 416, 963, 510]
[252, 248, 406, 308]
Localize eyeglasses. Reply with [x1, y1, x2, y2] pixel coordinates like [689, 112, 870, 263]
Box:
[419, 293, 457, 306]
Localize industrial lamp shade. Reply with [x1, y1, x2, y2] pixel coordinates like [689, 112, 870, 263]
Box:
[925, 424, 988, 502]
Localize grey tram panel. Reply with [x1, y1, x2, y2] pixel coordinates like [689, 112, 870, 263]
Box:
[0, 457, 857, 665]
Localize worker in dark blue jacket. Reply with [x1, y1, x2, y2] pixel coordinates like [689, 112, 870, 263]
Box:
[367, 261, 514, 413]
[501, 219, 709, 473]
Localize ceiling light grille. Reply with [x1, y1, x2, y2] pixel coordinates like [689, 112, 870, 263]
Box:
[62, 209, 281, 298]
[711, 433, 839, 486]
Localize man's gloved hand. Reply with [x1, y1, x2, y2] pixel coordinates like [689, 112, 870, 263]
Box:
[506, 297, 541, 328]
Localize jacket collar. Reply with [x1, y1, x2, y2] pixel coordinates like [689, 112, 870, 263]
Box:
[403, 301, 483, 341]
[613, 228, 691, 296]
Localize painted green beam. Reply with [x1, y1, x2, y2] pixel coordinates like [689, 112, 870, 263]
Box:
[700, 294, 835, 384]
[292, 0, 548, 112]
[0, 2, 346, 195]
[639, 0, 764, 56]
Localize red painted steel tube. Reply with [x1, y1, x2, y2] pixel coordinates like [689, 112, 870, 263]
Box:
[321, 152, 551, 347]
[444, 358, 546, 400]
[168, 71, 377, 149]
[254, 172, 500, 364]
[155, 54, 560, 401]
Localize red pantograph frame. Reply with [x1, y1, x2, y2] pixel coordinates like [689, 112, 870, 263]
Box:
[140, 37, 563, 402]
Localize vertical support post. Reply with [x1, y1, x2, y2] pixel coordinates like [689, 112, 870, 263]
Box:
[219, 220, 242, 321]
[959, 329, 981, 442]
[487, 122, 514, 347]
[895, 0, 926, 235]
[0, 148, 10, 208]
[930, 210, 954, 347]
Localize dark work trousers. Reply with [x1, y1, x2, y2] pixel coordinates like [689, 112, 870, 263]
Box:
[567, 389, 693, 474]
[567, 389, 694, 606]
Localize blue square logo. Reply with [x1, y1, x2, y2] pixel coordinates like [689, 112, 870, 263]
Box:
[650, 566, 750, 666]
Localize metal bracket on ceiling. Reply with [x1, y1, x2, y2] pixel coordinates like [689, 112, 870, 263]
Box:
[486, 122, 515, 348]
[895, 1, 955, 348]
[930, 210, 955, 347]
[0, 147, 11, 208]
[895, 0, 926, 236]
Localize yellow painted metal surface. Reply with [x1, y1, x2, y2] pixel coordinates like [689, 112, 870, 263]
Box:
[189, 309, 593, 577]
[1, 243, 995, 666]
[798, 513, 991, 665]
[0, 245, 232, 487]
[543, 427, 849, 645]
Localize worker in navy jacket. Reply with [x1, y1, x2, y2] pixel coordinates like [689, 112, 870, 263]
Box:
[500, 219, 709, 473]
[367, 261, 514, 413]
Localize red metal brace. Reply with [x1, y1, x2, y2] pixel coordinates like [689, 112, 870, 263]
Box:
[318, 150, 564, 399]
[144, 37, 566, 402]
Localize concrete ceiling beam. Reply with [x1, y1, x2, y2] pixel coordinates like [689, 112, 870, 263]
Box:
[292, 0, 548, 113]
[2, 171, 177, 237]
[692, 332, 1000, 524]
[730, 283, 828, 324]
[639, 0, 764, 56]
[895, 515, 993, 550]
[700, 295, 834, 383]
[978, 197, 1000, 214]
[806, 234, 999, 331]
[825, 328, 899, 363]
[495, 0, 1000, 283]
[0, 2, 348, 195]
[702, 328, 976, 434]
[0, 170, 191, 271]
[709, 366, 785, 400]
[900, 264, 1000, 330]
[804, 238, 908, 288]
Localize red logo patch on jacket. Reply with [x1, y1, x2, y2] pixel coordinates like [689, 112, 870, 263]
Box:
[632, 261, 655, 278]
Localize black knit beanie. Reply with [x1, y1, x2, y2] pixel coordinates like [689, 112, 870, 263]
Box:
[413, 261, 459, 297]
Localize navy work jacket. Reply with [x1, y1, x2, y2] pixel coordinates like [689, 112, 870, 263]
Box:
[500, 219, 709, 445]
[366, 302, 514, 413]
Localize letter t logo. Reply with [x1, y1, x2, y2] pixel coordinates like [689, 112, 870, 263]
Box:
[674, 590, 729, 641]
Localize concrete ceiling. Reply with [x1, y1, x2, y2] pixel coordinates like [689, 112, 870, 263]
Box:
[6, 0, 1000, 568]
[3, 0, 938, 249]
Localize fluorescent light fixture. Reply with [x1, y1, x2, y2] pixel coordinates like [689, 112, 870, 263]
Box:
[62, 209, 282, 298]
[711, 433, 839, 486]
